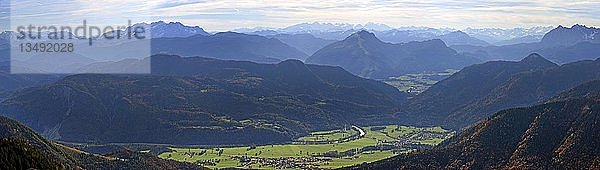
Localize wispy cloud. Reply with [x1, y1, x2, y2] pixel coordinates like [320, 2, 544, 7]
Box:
[155, 0, 209, 9]
[2, 0, 599, 31]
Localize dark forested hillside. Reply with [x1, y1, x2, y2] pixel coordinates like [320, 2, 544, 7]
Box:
[548, 80, 600, 102]
[445, 57, 600, 128]
[0, 116, 204, 169]
[401, 53, 558, 129]
[349, 81, 600, 169]
[0, 71, 59, 100]
[0, 55, 407, 145]
[306, 30, 480, 78]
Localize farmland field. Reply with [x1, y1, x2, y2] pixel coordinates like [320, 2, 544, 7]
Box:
[158, 125, 454, 169]
[384, 69, 459, 94]
[297, 127, 359, 142]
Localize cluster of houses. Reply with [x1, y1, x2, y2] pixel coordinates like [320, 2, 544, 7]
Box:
[233, 156, 333, 169]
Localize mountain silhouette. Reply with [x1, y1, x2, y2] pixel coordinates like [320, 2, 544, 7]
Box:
[131, 21, 209, 38]
[151, 32, 308, 63]
[306, 30, 480, 78]
[541, 24, 600, 46]
[267, 33, 336, 55]
[435, 31, 492, 46]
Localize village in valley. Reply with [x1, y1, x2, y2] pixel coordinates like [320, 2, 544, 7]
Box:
[160, 125, 454, 169]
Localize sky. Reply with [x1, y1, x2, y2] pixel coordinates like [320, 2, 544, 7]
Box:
[1, 0, 599, 32]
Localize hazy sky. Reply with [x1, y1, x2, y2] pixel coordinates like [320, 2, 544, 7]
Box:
[1, 0, 599, 31]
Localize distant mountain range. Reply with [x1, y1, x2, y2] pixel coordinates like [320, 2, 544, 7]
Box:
[1, 22, 570, 73]
[244, 27, 491, 47]
[0, 116, 204, 169]
[234, 22, 395, 34]
[350, 80, 600, 169]
[434, 31, 492, 46]
[265, 33, 336, 55]
[372, 28, 450, 44]
[138, 22, 586, 65]
[495, 34, 545, 46]
[0, 55, 407, 145]
[131, 21, 210, 38]
[464, 26, 554, 44]
[306, 30, 481, 78]
[235, 22, 553, 46]
[402, 53, 600, 129]
[2, 21, 209, 40]
[453, 24, 600, 64]
[541, 24, 600, 46]
[4, 27, 311, 73]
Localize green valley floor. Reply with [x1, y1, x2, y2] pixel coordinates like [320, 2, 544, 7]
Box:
[159, 125, 454, 169]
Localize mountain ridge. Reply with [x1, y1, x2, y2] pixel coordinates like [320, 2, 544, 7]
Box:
[453, 24, 600, 64]
[306, 31, 480, 78]
[401, 53, 559, 128]
[0, 115, 205, 169]
[132, 21, 210, 38]
[348, 80, 600, 169]
[151, 32, 309, 63]
[266, 33, 336, 55]
[0, 55, 407, 145]
[541, 24, 600, 46]
[434, 31, 492, 46]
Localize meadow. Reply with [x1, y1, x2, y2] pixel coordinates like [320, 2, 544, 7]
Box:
[384, 69, 459, 94]
[297, 127, 359, 142]
[159, 125, 453, 169]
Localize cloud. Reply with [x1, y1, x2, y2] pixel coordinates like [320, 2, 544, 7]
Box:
[2, 0, 600, 31]
[155, 0, 209, 9]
